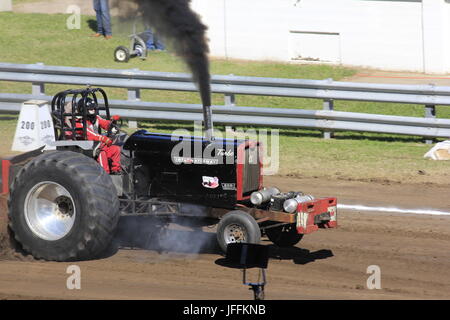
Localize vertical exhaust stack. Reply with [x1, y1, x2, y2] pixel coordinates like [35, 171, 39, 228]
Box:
[112, 0, 214, 141]
[203, 104, 214, 142]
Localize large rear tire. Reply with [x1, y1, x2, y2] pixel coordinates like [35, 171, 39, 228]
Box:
[265, 223, 303, 247]
[8, 151, 120, 261]
[216, 210, 261, 253]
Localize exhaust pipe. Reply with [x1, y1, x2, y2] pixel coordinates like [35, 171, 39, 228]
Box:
[203, 104, 214, 142]
[283, 194, 315, 213]
[250, 187, 280, 206]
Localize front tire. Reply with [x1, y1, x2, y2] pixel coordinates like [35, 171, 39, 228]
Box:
[8, 151, 120, 261]
[265, 224, 303, 247]
[216, 210, 261, 253]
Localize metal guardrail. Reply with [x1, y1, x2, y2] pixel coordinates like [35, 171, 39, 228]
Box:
[1, 62, 450, 141]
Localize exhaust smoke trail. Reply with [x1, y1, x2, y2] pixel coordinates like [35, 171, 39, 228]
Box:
[111, 0, 212, 138]
[338, 204, 450, 216]
[114, 217, 219, 257]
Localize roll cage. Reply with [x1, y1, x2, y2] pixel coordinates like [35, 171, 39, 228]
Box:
[51, 87, 111, 141]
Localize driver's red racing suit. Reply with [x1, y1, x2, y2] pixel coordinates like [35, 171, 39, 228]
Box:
[70, 115, 121, 174]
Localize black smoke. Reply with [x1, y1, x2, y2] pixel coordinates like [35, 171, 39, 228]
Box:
[111, 0, 212, 108]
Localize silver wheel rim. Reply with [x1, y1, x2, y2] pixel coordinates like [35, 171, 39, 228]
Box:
[224, 223, 247, 244]
[116, 50, 126, 61]
[24, 181, 76, 241]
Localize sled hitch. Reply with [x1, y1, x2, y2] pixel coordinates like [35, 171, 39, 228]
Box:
[296, 197, 337, 234]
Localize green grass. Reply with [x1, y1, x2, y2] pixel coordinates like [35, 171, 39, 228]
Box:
[12, 0, 42, 4]
[1, 12, 450, 185]
[0, 12, 354, 106]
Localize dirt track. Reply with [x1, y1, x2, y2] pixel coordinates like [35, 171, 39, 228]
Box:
[0, 176, 449, 300]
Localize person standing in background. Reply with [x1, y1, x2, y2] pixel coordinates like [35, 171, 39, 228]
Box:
[92, 0, 112, 39]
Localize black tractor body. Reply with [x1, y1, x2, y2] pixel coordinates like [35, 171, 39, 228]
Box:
[123, 130, 261, 209]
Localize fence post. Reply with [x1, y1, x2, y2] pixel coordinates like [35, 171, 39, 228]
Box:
[224, 93, 236, 106]
[225, 74, 236, 107]
[323, 99, 334, 139]
[32, 62, 45, 96]
[127, 88, 140, 129]
[424, 104, 436, 144]
[32, 83, 45, 96]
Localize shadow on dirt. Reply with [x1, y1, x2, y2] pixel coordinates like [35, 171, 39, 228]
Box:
[214, 245, 333, 268]
[267, 245, 334, 265]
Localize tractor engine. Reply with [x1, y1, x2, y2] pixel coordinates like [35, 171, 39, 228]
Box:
[123, 130, 262, 209]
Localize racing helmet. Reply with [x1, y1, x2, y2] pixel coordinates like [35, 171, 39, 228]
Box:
[77, 97, 98, 121]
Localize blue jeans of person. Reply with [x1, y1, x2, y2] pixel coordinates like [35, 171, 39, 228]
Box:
[93, 0, 112, 36]
[143, 29, 165, 50]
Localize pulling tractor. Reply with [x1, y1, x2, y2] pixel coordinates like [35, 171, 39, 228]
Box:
[0, 88, 337, 261]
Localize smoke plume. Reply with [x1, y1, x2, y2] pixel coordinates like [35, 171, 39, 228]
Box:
[111, 0, 212, 107]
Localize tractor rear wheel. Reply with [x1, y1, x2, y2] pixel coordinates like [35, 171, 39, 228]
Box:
[8, 151, 120, 261]
[216, 210, 261, 253]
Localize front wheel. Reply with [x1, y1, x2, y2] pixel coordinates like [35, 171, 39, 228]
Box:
[265, 224, 303, 247]
[216, 210, 261, 253]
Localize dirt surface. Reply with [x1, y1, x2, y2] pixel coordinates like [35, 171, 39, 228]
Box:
[0, 196, 12, 260]
[0, 175, 449, 300]
[343, 69, 450, 86]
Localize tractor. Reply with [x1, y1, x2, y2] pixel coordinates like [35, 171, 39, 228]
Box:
[0, 88, 337, 261]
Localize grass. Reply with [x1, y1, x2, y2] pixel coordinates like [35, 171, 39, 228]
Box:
[12, 0, 42, 4]
[1, 12, 450, 185]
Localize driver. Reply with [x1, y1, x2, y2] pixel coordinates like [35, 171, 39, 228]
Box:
[75, 98, 122, 174]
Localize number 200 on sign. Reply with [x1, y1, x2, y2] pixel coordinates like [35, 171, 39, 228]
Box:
[21, 121, 35, 130]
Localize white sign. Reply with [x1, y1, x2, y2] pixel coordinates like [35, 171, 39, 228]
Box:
[11, 100, 56, 152]
[424, 140, 450, 160]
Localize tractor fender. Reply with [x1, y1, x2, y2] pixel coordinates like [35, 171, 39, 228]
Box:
[0, 147, 45, 196]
